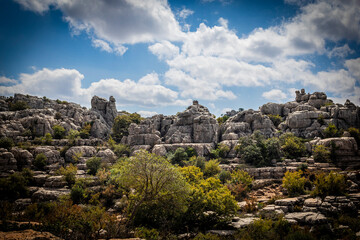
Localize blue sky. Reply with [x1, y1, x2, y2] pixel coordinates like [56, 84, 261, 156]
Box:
[0, 0, 359, 117]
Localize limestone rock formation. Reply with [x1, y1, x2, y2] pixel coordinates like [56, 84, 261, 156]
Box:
[91, 95, 118, 126]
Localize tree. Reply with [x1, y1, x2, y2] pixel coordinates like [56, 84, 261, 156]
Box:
[110, 150, 190, 228]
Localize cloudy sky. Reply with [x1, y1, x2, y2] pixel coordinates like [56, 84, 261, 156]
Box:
[0, 0, 359, 117]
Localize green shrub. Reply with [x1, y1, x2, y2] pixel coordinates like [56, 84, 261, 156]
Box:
[231, 169, 254, 187]
[170, 147, 188, 166]
[323, 123, 343, 138]
[0, 168, 33, 200]
[242, 144, 264, 166]
[313, 145, 330, 162]
[227, 170, 254, 201]
[218, 170, 231, 184]
[348, 127, 360, 146]
[193, 233, 220, 240]
[135, 227, 160, 240]
[0, 137, 14, 150]
[86, 157, 102, 175]
[282, 170, 306, 196]
[112, 113, 141, 142]
[312, 171, 346, 197]
[52, 125, 66, 139]
[34, 153, 47, 170]
[79, 122, 91, 139]
[185, 147, 197, 158]
[280, 133, 306, 159]
[185, 156, 206, 171]
[70, 181, 86, 204]
[42, 133, 53, 145]
[112, 143, 131, 157]
[216, 115, 229, 125]
[268, 114, 283, 127]
[204, 159, 221, 178]
[217, 143, 230, 158]
[9, 100, 29, 111]
[54, 112, 62, 120]
[57, 164, 77, 187]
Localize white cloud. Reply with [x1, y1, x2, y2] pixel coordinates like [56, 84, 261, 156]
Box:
[137, 111, 158, 118]
[218, 17, 228, 28]
[92, 39, 112, 53]
[14, 0, 185, 47]
[148, 41, 179, 60]
[114, 45, 128, 56]
[327, 44, 354, 58]
[345, 58, 360, 79]
[178, 8, 194, 19]
[0, 76, 17, 84]
[262, 89, 287, 101]
[0, 68, 190, 108]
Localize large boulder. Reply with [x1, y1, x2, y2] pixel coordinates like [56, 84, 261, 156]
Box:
[0, 148, 17, 171]
[91, 96, 117, 126]
[65, 146, 97, 162]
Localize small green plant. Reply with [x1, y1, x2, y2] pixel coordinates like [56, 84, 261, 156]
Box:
[86, 157, 102, 175]
[112, 143, 131, 157]
[185, 147, 197, 158]
[70, 180, 86, 204]
[216, 115, 229, 125]
[0, 168, 33, 200]
[54, 112, 62, 120]
[313, 145, 331, 162]
[204, 159, 221, 178]
[57, 164, 77, 187]
[218, 170, 231, 184]
[282, 170, 306, 196]
[268, 114, 283, 127]
[80, 122, 91, 139]
[9, 100, 29, 111]
[42, 133, 53, 145]
[193, 233, 220, 240]
[312, 171, 346, 197]
[52, 125, 66, 139]
[0, 137, 14, 150]
[135, 227, 160, 240]
[323, 123, 343, 138]
[34, 153, 47, 170]
[348, 127, 360, 146]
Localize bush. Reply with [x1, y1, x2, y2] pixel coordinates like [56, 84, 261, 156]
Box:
[268, 114, 283, 127]
[112, 113, 141, 142]
[34, 153, 47, 170]
[185, 147, 197, 158]
[135, 227, 160, 240]
[313, 145, 330, 162]
[52, 125, 66, 139]
[70, 181, 86, 204]
[210, 143, 230, 159]
[323, 123, 343, 138]
[57, 164, 77, 187]
[218, 170, 231, 184]
[282, 170, 306, 196]
[348, 127, 360, 146]
[79, 122, 91, 139]
[0, 168, 33, 200]
[42, 133, 53, 145]
[204, 159, 221, 178]
[86, 157, 102, 175]
[185, 156, 206, 171]
[9, 100, 29, 111]
[170, 147, 188, 166]
[54, 112, 62, 120]
[227, 170, 254, 200]
[0, 137, 14, 151]
[216, 115, 229, 125]
[242, 144, 264, 166]
[112, 143, 131, 157]
[280, 133, 306, 159]
[193, 233, 220, 240]
[231, 169, 254, 187]
[312, 171, 346, 197]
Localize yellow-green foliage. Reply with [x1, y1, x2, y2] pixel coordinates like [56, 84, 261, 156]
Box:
[282, 170, 306, 196]
[204, 159, 221, 178]
[57, 164, 77, 187]
[312, 171, 346, 197]
[86, 157, 102, 175]
[313, 145, 331, 162]
[112, 113, 141, 142]
[179, 166, 204, 184]
[0, 168, 33, 200]
[268, 114, 283, 127]
[110, 150, 189, 227]
[280, 133, 306, 159]
[193, 233, 221, 240]
[52, 125, 66, 139]
[80, 122, 91, 139]
[34, 153, 47, 170]
[216, 115, 229, 125]
[230, 169, 254, 187]
[323, 123, 343, 138]
[135, 227, 160, 240]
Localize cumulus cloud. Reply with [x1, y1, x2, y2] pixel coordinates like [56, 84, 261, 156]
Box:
[149, 41, 180, 60]
[262, 89, 287, 101]
[92, 39, 112, 53]
[327, 44, 354, 58]
[0, 76, 17, 84]
[0, 68, 190, 108]
[137, 111, 158, 118]
[14, 0, 185, 47]
[178, 8, 194, 19]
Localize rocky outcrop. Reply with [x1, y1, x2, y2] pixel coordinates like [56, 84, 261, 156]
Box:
[0, 148, 17, 172]
[91, 95, 118, 126]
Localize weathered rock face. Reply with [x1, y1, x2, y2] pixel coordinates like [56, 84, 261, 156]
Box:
[91, 96, 118, 126]
[0, 94, 111, 140]
[124, 101, 219, 155]
[221, 109, 276, 139]
[309, 137, 360, 169]
[0, 148, 17, 172]
[65, 146, 97, 163]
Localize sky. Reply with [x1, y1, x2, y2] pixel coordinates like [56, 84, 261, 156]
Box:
[0, 0, 359, 117]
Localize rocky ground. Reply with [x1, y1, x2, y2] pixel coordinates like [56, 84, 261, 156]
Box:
[0, 89, 360, 239]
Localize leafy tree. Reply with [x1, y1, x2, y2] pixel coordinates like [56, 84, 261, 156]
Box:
[110, 150, 190, 228]
[0, 168, 33, 200]
[52, 125, 66, 139]
[169, 147, 188, 166]
[279, 133, 306, 159]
